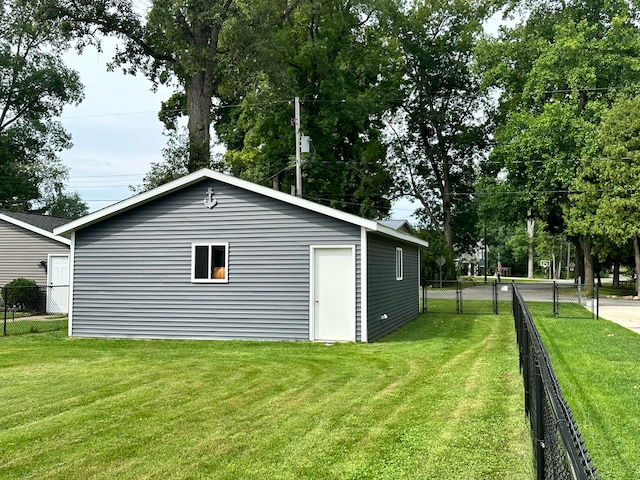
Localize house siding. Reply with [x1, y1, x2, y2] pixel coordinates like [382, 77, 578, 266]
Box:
[366, 233, 419, 342]
[0, 221, 69, 286]
[71, 179, 362, 340]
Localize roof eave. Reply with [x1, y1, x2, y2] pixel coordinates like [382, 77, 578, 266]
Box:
[0, 213, 71, 246]
[371, 224, 429, 248]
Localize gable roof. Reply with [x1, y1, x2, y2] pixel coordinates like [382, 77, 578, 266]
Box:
[0, 210, 71, 246]
[378, 219, 414, 233]
[54, 169, 429, 248]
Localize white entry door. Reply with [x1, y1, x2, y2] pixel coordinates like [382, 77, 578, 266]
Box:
[312, 247, 355, 342]
[46, 254, 69, 314]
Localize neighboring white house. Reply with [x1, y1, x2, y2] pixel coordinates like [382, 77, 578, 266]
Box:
[54, 169, 429, 342]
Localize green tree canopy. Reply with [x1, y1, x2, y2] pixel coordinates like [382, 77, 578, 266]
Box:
[0, 0, 85, 212]
[388, 0, 495, 252]
[566, 94, 640, 293]
[48, 0, 301, 171]
[478, 0, 640, 282]
[212, 0, 402, 218]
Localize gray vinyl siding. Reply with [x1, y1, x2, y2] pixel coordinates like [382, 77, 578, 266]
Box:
[0, 221, 69, 286]
[71, 179, 362, 340]
[366, 233, 419, 342]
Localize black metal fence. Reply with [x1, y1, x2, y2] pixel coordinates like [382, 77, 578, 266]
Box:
[421, 280, 599, 319]
[421, 280, 502, 314]
[2, 285, 68, 336]
[512, 283, 599, 480]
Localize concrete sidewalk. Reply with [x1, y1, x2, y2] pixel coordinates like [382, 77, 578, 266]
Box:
[598, 305, 640, 335]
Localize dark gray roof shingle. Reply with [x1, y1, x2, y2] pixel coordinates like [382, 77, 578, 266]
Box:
[0, 210, 71, 233]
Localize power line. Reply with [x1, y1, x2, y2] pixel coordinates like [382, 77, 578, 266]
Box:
[57, 83, 640, 120]
[455, 187, 640, 196]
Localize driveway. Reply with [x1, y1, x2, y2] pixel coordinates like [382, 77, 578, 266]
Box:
[598, 298, 640, 334]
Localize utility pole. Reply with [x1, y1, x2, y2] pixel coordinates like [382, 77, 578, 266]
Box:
[527, 209, 535, 279]
[294, 97, 302, 197]
[484, 225, 488, 284]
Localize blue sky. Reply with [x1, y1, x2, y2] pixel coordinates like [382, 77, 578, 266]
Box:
[60, 40, 170, 213]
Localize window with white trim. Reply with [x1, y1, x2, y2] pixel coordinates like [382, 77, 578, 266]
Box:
[192, 243, 229, 283]
[396, 247, 403, 281]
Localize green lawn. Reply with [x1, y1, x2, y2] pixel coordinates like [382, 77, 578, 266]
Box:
[0, 313, 532, 479]
[2, 315, 67, 335]
[422, 298, 512, 316]
[598, 283, 636, 297]
[531, 306, 640, 480]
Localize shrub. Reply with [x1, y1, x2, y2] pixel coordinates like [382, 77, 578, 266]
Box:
[2, 278, 40, 310]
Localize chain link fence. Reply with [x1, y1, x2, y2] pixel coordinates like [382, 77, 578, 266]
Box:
[421, 279, 502, 314]
[421, 280, 598, 319]
[513, 283, 600, 480]
[2, 285, 68, 336]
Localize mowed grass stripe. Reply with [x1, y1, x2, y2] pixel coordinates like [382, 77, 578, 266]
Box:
[0, 314, 532, 479]
[531, 306, 640, 480]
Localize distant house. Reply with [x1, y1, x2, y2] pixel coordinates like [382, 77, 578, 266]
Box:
[379, 219, 414, 235]
[0, 210, 71, 313]
[54, 169, 429, 342]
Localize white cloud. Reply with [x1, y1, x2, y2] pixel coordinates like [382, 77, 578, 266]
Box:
[59, 39, 173, 211]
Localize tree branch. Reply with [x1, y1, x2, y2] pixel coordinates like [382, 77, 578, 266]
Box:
[54, 0, 176, 63]
[386, 119, 441, 232]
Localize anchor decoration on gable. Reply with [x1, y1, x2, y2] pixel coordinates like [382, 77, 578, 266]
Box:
[204, 187, 218, 209]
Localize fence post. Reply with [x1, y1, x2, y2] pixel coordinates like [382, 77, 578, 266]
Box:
[577, 276, 582, 306]
[493, 280, 498, 314]
[456, 281, 462, 314]
[553, 281, 558, 317]
[523, 320, 530, 416]
[534, 360, 546, 480]
[2, 286, 6, 336]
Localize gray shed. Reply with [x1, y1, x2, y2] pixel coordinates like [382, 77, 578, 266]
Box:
[54, 169, 428, 342]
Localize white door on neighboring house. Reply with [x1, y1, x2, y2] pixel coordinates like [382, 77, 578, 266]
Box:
[311, 247, 355, 342]
[46, 254, 69, 314]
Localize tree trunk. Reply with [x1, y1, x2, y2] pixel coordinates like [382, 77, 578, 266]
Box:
[186, 72, 213, 171]
[583, 238, 594, 286]
[634, 234, 640, 297]
[527, 213, 535, 279]
[593, 255, 601, 287]
[443, 205, 453, 251]
[575, 241, 584, 283]
[613, 260, 620, 289]
[442, 157, 453, 250]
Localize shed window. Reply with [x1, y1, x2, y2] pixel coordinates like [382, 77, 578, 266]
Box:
[192, 243, 228, 283]
[396, 247, 403, 281]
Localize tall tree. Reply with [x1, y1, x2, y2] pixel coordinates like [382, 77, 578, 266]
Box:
[214, 0, 402, 218]
[0, 0, 84, 211]
[479, 0, 640, 283]
[566, 94, 640, 295]
[48, 0, 300, 171]
[388, 0, 494, 252]
[44, 191, 88, 218]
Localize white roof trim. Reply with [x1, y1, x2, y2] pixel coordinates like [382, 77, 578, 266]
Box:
[0, 213, 71, 246]
[53, 169, 429, 248]
[374, 224, 429, 248]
